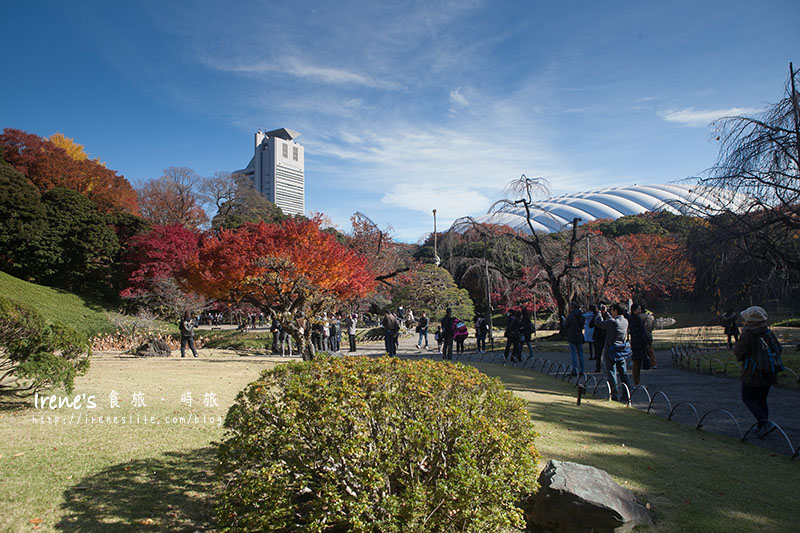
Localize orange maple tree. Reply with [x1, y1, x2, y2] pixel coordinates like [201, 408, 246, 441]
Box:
[0, 128, 139, 215]
[184, 217, 376, 359]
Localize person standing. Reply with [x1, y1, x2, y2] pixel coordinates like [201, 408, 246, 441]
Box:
[279, 327, 293, 357]
[734, 306, 782, 438]
[179, 310, 199, 358]
[627, 303, 652, 386]
[345, 313, 358, 352]
[591, 304, 607, 373]
[520, 307, 535, 360]
[563, 302, 586, 375]
[643, 307, 657, 368]
[270, 316, 282, 354]
[440, 308, 455, 360]
[475, 314, 488, 353]
[503, 309, 521, 362]
[382, 310, 399, 356]
[583, 305, 596, 360]
[416, 311, 430, 350]
[595, 304, 631, 401]
[453, 316, 469, 354]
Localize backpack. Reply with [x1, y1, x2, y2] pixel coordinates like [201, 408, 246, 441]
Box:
[749, 329, 784, 375]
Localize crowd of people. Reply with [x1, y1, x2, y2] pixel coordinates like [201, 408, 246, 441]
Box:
[185, 299, 785, 436]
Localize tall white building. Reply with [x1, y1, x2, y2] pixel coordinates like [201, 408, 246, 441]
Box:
[233, 128, 305, 216]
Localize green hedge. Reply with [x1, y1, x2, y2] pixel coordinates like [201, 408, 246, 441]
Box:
[216, 357, 540, 532]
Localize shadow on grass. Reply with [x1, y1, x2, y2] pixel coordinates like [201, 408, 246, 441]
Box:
[520, 399, 797, 531]
[56, 447, 217, 532]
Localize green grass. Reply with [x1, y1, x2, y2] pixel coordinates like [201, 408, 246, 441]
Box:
[195, 329, 274, 352]
[1, 351, 798, 532]
[473, 362, 800, 533]
[0, 271, 116, 336]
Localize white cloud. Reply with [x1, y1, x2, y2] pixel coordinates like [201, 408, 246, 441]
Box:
[204, 56, 400, 90]
[449, 87, 470, 108]
[659, 107, 761, 127]
[380, 183, 490, 217]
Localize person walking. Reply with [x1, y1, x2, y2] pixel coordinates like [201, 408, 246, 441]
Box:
[595, 304, 631, 401]
[416, 311, 430, 350]
[179, 310, 199, 358]
[734, 305, 783, 438]
[382, 310, 399, 356]
[627, 303, 652, 386]
[563, 302, 586, 375]
[440, 308, 455, 360]
[723, 310, 740, 348]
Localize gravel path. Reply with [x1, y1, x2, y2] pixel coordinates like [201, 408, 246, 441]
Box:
[359, 333, 800, 457]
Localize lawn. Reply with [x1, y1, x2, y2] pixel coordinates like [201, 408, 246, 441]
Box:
[1, 351, 798, 532]
[0, 271, 116, 337]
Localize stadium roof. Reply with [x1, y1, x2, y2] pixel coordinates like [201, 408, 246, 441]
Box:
[471, 183, 749, 234]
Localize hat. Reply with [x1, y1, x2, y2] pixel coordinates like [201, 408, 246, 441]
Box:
[740, 306, 768, 323]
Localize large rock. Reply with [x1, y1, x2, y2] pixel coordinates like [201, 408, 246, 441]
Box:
[135, 339, 172, 357]
[527, 460, 653, 532]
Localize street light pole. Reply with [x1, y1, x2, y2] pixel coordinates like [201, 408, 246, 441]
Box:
[586, 234, 593, 304]
[433, 209, 439, 266]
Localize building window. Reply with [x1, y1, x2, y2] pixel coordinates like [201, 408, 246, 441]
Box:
[293, 146, 298, 161]
[282, 143, 288, 158]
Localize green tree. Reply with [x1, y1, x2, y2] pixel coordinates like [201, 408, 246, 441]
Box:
[0, 158, 45, 277]
[392, 264, 475, 321]
[31, 188, 119, 292]
[204, 172, 286, 230]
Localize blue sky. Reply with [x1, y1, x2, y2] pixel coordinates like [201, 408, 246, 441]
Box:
[2, 1, 798, 241]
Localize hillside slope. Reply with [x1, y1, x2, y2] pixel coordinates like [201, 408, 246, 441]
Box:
[0, 271, 115, 336]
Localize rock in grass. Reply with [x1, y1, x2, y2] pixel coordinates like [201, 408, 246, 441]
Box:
[135, 339, 171, 357]
[527, 460, 653, 532]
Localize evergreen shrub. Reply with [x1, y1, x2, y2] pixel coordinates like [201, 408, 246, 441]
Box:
[216, 356, 540, 532]
[0, 296, 90, 397]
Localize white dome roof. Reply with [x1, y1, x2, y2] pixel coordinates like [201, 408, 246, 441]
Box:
[472, 183, 749, 234]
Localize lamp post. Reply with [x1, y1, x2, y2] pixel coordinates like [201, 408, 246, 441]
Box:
[569, 217, 582, 302]
[586, 233, 594, 304]
[433, 209, 440, 266]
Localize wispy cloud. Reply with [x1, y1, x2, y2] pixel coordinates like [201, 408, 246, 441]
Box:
[659, 107, 760, 127]
[449, 87, 470, 108]
[206, 56, 400, 90]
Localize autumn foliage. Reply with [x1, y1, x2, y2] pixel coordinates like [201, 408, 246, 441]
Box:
[0, 128, 138, 215]
[185, 217, 375, 357]
[120, 224, 201, 298]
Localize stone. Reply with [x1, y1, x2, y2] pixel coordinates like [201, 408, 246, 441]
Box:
[527, 460, 653, 532]
[135, 339, 172, 357]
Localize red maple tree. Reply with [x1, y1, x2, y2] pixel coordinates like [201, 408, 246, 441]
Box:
[184, 217, 376, 359]
[120, 224, 201, 298]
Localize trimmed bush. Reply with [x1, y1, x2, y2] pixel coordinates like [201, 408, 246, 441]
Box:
[0, 296, 90, 397]
[216, 357, 540, 532]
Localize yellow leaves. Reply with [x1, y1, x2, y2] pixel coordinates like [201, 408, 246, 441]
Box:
[48, 132, 89, 161]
